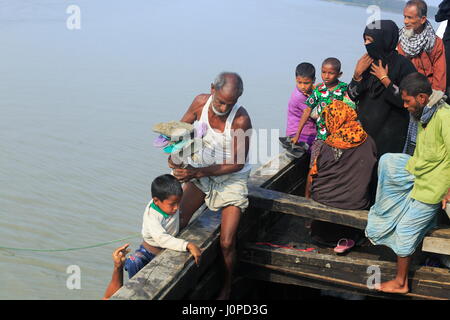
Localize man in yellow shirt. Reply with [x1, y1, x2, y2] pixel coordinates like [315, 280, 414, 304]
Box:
[366, 72, 450, 294]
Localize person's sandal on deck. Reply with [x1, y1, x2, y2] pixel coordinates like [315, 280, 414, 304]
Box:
[334, 238, 355, 254]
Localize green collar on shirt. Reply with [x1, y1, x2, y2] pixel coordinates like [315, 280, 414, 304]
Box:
[150, 201, 170, 219]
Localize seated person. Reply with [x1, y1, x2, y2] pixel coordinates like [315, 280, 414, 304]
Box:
[309, 100, 377, 252]
[311, 100, 377, 210]
[366, 72, 450, 294]
[124, 174, 201, 279]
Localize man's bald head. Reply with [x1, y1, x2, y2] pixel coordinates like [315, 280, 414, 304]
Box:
[212, 72, 244, 99]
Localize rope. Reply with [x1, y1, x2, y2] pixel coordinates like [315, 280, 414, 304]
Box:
[0, 233, 141, 252]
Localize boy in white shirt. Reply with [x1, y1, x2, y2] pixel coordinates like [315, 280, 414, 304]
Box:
[124, 174, 202, 279]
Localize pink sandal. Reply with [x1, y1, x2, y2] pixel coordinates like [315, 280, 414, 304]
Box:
[334, 238, 355, 254]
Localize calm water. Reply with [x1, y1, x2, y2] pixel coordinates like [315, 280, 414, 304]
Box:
[0, 0, 430, 299]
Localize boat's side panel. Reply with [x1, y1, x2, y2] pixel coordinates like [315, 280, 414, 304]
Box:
[111, 209, 221, 300]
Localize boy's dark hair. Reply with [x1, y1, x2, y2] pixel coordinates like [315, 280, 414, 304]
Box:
[295, 63, 316, 80]
[151, 174, 183, 201]
[400, 72, 432, 97]
[406, 0, 427, 18]
[322, 57, 341, 73]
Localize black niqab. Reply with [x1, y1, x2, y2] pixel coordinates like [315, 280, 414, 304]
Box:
[362, 20, 402, 98]
[364, 20, 399, 64]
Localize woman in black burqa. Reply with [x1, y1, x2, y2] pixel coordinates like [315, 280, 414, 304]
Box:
[348, 20, 417, 157]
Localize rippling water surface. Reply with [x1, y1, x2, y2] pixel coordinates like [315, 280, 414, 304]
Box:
[0, 0, 414, 299]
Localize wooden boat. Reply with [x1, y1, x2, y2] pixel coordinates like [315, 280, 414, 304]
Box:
[112, 152, 450, 300]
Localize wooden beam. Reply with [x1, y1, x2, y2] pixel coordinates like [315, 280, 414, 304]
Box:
[240, 243, 450, 300]
[248, 185, 368, 230]
[426, 227, 450, 239]
[423, 237, 450, 255]
[422, 227, 450, 255]
[240, 262, 396, 300]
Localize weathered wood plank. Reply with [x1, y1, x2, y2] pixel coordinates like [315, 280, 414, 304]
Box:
[241, 263, 442, 300]
[240, 262, 399, 300]
[248, 186, 369, 230]
[159, 233, 220, 300]
[240, 243, 450, 300]
[248, 151, 296, 188]
[186, 263, 223, 300]
[426, 227, 450, 240]
[111, 208, 221, 300]
[422, 236, 450, 255]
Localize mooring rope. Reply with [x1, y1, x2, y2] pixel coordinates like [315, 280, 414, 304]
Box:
[0, 233, 141, 252]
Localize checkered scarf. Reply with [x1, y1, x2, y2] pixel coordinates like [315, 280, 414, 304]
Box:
[399, 20, 436, 57]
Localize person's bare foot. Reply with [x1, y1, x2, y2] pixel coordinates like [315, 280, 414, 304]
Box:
[375, 279, 409, 294]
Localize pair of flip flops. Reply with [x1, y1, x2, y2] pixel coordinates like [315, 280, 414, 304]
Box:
[153, 121, 208, 149]
[153, 134, 171, 148]
[334, 238, 355, 254]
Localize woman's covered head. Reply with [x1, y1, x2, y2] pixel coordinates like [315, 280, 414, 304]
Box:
[323, 101, 367, 149]
[363, 20, 399, 61]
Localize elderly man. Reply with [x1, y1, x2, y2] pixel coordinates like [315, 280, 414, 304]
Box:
[169, 72, 252, 300]
[365, 72, 450, 294]
[398, 0, 447, 92]
[398, 0, 447, 155]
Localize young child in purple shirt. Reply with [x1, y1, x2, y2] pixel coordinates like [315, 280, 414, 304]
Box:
[286, 63, 317, 148]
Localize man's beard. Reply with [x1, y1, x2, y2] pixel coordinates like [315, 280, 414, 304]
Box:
[411, 104, 424, 121]
[404, 28, 415, 38]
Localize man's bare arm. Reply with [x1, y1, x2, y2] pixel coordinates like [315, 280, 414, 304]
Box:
[180, 94, 210, 124]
